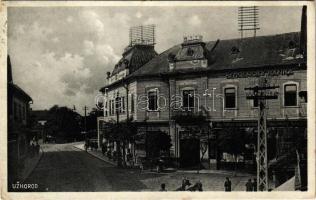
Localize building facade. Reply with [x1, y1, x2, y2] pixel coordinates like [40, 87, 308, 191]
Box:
[98, 12, 307, 188]
[7, 55, 33, 187]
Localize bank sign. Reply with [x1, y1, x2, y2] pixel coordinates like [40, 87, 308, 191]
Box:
[226, 68, 294, 79]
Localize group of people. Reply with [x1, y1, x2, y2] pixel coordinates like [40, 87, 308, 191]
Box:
[101, 140, 134, 167]
[245, 178, 257, 191]
[224, 177, 257, 192]
[159, 179, 203, 191]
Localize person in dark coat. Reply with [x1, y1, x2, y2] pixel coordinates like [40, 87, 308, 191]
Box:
[160, 183, 167, 191]
[252, 178, 257, 191]
[224, 177, 232, 191]
[246, 179, 252, 191]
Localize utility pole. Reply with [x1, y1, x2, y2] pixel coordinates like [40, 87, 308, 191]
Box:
[115, 94, 122, 167]
[245, 77, 279, 191]
[83, 106, 88, 133]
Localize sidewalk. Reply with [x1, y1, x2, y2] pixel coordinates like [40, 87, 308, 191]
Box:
[73, 142, 252, 176]
[20, 146, 43, 183]
[73, 143, 117, 166]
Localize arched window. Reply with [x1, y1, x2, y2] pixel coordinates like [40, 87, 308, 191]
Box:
[284, 84, 298, 106]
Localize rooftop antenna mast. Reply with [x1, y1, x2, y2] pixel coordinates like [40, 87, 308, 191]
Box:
[238, 6, 260, 39]
[129, 24, 156, 46]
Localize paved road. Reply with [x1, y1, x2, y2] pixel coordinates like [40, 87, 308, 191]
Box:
[24, 143, 149, 191]
[24, 143, 251, 192]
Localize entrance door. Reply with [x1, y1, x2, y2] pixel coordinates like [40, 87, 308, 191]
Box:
[180, 138, 200, 168]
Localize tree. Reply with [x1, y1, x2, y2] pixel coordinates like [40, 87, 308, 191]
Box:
[146, 131, 172, 159]
[217, 128, 247, 173]
[103, 118, 137, 167]
[45, 105, 82, 142]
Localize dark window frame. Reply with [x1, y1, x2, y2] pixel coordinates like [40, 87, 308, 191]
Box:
[147, 89, 158, 111]
[224, 87, 237, 109]
[284, 84, 298, 107]
[182, 89, 195, 110]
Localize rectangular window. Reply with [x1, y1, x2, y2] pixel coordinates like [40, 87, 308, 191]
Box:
[182, 90, 194, 110]
[105, 102, 108, 117]
[131, 94, 135, 113]
[121, 97, 125, 113]
[253, 99, 259, 108]
[224, 87, 236, 109]
[148, 90, 158, 111]
[115, 97, 121, 113]
[109, 100, 111, 116]
[284, 84, 297, 106]
[110, 100, 115, 115]
[18, 104, 22, 122]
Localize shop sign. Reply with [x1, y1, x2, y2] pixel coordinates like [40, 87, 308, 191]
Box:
[226, 68, 294, 79]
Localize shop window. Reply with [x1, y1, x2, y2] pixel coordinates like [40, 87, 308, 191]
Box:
[182, 89, 194, 110]
[224, 87, 236, 109]
[284, 84, 297, 106]
[148, 89, 158, 111]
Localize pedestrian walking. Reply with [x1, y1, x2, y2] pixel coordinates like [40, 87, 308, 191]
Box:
[252, 178, 257, 191]
[160, 183, 167, 191]
[246, 179, 252, 191]
[126, 149, 133, 167]
[224, 177, 232, 192]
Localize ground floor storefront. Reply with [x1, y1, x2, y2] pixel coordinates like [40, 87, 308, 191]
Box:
[97, 118, 307, 178]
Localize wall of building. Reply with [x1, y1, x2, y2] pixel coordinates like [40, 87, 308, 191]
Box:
[205, 69, 307, 120]
[136, 79, 170, 122]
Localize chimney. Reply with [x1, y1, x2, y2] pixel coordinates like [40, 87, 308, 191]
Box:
[300, 5, 307, 57]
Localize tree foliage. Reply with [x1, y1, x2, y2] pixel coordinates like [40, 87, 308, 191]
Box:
[103, 118, 137, 142]
[146, 131, 172, 158]
[45, 105, 82, 140]
[217, 128, 247, 157]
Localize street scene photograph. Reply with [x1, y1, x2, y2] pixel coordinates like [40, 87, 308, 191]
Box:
[6, 4, 309, 192]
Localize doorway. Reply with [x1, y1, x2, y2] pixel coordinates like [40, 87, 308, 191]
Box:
[180, 138, 200, 168]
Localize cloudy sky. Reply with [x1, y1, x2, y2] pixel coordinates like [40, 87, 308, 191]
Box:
[8, 6, 303, 115]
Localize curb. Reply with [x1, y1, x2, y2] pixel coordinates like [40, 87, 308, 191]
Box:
[21, 146, 44, 183]
[73, 145, 117, 166]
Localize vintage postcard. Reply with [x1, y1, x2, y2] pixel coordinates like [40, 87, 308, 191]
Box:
[0, 1, 315, 200]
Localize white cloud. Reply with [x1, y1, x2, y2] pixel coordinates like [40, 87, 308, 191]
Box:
[83, 40, 94, 56]
[135, 11, 142, 19]
[95, 44, 120, 65]
[188, 15, 202, 26]
[52, 37, 59, 43]
[81, 10, 105, 39]
[66, 16, 73, 23]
